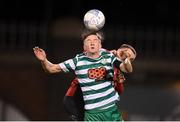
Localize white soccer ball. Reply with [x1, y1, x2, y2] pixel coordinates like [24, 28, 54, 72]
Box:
[83, 9, 105, 31]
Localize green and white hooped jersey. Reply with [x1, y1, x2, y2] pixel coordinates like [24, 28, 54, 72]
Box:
[59, 49, 120, 111]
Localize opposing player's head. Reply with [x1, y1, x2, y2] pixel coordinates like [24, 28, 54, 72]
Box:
[118, 44, 137, 61]
[81, 30, 104, 53]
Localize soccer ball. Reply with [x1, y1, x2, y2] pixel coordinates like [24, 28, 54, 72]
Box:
[83, 9, 105, 31]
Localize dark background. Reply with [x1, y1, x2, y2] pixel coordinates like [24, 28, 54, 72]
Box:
[0, 0, 180, 121]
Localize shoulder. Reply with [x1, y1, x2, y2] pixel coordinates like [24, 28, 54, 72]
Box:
[100, 48, 112, 56]
[74, 53, 86, 61]
[76, 52, 85, 57]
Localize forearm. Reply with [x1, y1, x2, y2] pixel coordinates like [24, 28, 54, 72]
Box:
[41, 59, 62, 73]
[120, 58, 133, 73]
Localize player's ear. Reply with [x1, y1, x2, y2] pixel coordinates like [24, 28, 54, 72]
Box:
[83, 44, 87, 51]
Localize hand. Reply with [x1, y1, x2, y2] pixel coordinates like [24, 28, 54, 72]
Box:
[33, 46, 46, 61]
[117, 44, 137, 61]
[116, 48, 130, 61]
[110, 50, 117, 55]
[110, 49, 132, 61]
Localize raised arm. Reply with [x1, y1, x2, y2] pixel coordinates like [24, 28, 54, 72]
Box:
[120, 58, 133, 73]
[33, 47, 62, 73]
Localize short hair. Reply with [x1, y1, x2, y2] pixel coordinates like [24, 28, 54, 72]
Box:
[81, 30, 104, 42]
[120, 44, 137, 57]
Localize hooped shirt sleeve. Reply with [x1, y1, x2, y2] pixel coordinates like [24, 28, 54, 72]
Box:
[58, 55, 78, 73]
[110, 52, 121, 65]
[110, 52, 123, 71]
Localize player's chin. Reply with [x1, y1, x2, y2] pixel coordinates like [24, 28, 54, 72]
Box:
[89, 49, 98, 53]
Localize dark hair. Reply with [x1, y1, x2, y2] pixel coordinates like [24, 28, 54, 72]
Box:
[81, 30, 104, 42]
[120, 44, 137, 57]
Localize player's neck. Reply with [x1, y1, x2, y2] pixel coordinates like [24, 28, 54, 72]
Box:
[86, 52, 100, 59]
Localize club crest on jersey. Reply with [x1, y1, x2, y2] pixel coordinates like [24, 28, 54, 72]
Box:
[101, 58, 107, 64]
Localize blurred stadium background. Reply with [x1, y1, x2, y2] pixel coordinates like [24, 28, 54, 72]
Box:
[0, 0, 180, 121]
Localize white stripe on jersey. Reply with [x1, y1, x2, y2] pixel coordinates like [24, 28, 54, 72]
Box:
[59, 59, 76, 72]
[65, 59, 76, 70]
[59, 63, 69, 72]
[83, 87, 115, 101]
[77, 58, 111, 67]
[76, 78, 94, 84]
[81, 82, 111, 92]
[101, 103, 115, 110]
[85, 93, 119, 110]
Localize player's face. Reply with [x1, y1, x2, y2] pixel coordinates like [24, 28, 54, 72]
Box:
[83, 35, 102, 54]
[117, 47, 136, 61]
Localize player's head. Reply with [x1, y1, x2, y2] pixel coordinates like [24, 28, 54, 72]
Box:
[120, 44, 137, 57]
[81, 30, 104, 53]
[81, 30, 104, 43]
[118, 44, 137, 61]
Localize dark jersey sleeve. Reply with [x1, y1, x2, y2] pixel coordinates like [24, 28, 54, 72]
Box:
[113, 60, 121, 70]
